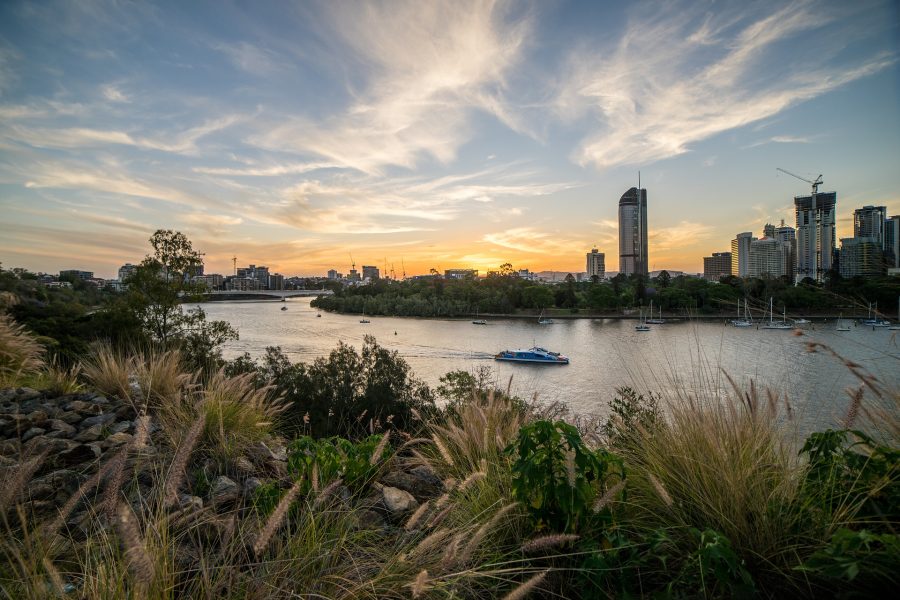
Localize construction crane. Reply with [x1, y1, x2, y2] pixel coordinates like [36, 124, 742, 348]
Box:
[776, 168, 823, 195]
[231, 256, 237, 276]
[349, 252, 355, 273]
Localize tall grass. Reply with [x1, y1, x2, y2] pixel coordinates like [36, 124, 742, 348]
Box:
[81, 344, 135, 401]
[0, 314, 44, 386]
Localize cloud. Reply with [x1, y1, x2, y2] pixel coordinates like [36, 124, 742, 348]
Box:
[101, 84, 130, 103]
[2, 115, 245, 155]
[191, 162, 338, 177]
[250, 0, 531, 173]
[744, 134, 816, 148]
[648, 221, 714, 252]
[483, 227, 587, 255]
[558, 1, 895, 169]
[213, 41, 286, 74]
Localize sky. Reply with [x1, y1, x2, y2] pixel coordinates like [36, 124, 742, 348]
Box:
[1, 0, 899, 278]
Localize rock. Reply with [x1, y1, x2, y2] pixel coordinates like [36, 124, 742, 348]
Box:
[104, 432, 133, 447]
[47, 419, 77, 436]
[58, 411, 83, 425]
[352, 509, 386, 530]
[22, 427, 46, 442]
[74, 424, 103, 442]
[210, 476, 241, 507]
[57, 443, 97, 466]
[109, 421, 131, 434]
[381, 486, 419, 514]
[26, 410, 48, 425]
[63, 400, 91, 412]
[178, 494, 203, 510]
[244, 477, 264, 497]
[381, 466, 444, 501]
[28, 469, 80, 503]
[81, 413, 116, 428]
[234, 456, 254, 474]
[17, 388, 41, 401]
[86, 443, 103, 459]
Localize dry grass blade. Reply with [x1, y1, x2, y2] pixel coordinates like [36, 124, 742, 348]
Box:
[593, 480, 626, 513]
[164, 412, 206, 507]
[81, 344, 134, 401]
[115, 502, 154, 594]
[313, 478, 343, 509]
[405, 499, 431, 531]
[648, 473, 673, 508]
[432, 434, 455, 467]
[502, 571, 548, 600]
[0, 450, 48, 513]
[410, 569, 430, 598]
[521, 533, 580, 554]
[253, 478, 303, 558]
[369, 432, 391, 465]
[0, 314, 44, 383]
[844, 386, 864, 429]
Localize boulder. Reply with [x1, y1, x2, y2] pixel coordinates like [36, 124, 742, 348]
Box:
[48, 419, 77, 436]
[104, 432, 133, 447]
[22, 427, 46, 442]
[109, 421, 132, 434]
[74, 424, 103, 442]
[381, 485, 419, 514]
[81, 413, 116, 428]
[381, 466, 444, 501]
[210, 476, 241, 507]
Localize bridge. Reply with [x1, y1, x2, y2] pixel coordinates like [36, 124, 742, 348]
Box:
[202, 289, 333, 300]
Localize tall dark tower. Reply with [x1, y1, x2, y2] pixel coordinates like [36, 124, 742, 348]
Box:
[618, 186, 648, 276]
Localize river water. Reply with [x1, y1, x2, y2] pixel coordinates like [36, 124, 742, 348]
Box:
[192, 298, 900, 436]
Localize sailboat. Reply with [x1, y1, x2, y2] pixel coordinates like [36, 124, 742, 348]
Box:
[472, 307, 487, 325]
[889, 298, 900, 330]
[635, 308, 650, 331]
[762, 298, 792, 330]
[538, 309, 554, 325]
[646, 300, 665, 324]
[731, 298, 752, 327]
[835, 313, 851, 332]
[862, 302, 891, 327]
[359, 306, 370, 324]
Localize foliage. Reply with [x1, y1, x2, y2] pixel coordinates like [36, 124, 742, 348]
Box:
[672, 528, 756, 598]
[799, 428, 900, 530]
[228, 337, 435, 439]
[798, 528, 900, 593]
[311, 266, 900, 318]
[119, 230, 237, 368]
[602, 386, 663, 448]
[508, 420, 624, 533]
[287, 434, 389, 494]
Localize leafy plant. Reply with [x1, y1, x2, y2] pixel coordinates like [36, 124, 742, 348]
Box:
[673, 528, 756, 598]
[798, 528, 900, 593]
[602, 386, 663, 449]
[800, 429, 900, 529]
[287, 434, 390, 494]
[508, 420, 623, 532]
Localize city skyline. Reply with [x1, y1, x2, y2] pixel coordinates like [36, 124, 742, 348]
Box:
[1, 0, 899, 278]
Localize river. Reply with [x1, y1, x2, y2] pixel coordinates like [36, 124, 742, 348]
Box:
[192, 298, 900, 436]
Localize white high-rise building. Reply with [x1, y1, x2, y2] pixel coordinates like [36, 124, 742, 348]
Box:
[731, 232, 755, 277]
[774, 220, 796, 281]
[618, 187, 648, 277]
[748, 237, 792, 279]
[586, 248, 605, 279]
[794, 192, 836, 283]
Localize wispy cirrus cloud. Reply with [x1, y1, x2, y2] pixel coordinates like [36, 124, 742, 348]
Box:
[250, 0, 531, 173]
[558, 1, 895, 169]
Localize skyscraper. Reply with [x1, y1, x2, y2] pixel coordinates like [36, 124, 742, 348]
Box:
[730, 232, 755, 277]
[853, 205, 887, 247]
[585, 248, 605, 279]
[794, 191, 836, 283]
[618, 187, 647, 277]
[774, 220, 796, 282]
[839, 237, 882, 279]
[885, 216, 900, 269]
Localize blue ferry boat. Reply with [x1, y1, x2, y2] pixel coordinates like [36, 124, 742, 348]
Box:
[494, 347, 569, 365]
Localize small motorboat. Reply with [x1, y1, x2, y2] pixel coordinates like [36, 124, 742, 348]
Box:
[280, 306, 288, 311]
[494, 347, 569, 364]
[472, 319, 487, 325]
[359, 319, 371, 324]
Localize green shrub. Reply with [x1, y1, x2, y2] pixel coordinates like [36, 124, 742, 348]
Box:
[798, 528, 900, 593]
[800, 429, 900, 529]
[508, 420, 623, 533]
[287, 434, 390, 494]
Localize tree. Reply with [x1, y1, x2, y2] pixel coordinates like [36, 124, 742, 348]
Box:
[656, 270, 671, 288]
[498, 262, 516, 277]
[124, 230, 236, 367]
